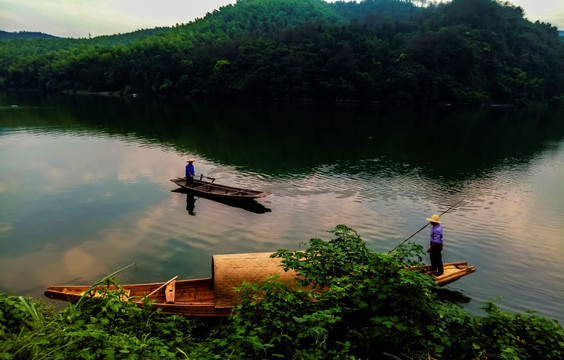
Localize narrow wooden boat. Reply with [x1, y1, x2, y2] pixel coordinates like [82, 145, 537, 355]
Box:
[417, 261, 476, 286]
[170, 176, 270, 200]
[45, 253, 295, 317]
[45, 254, 475, 317]
[44, 277, 230, 317]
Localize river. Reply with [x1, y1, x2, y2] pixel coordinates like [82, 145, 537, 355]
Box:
[0, 91, 563, 322]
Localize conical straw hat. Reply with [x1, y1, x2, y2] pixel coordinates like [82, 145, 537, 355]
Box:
[426, 214, 441, 223]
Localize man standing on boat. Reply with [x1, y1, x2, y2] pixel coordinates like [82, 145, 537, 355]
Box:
[185, 159, 195, 188]
[426, 214, 444, 276]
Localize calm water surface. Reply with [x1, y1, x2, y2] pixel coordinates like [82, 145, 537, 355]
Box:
[1, 92, 563, 322]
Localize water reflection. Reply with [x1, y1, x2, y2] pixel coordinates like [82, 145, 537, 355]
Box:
[185, 193, 196, 216]
[172, 189, 271, 215]
[2, 92, 564, 185]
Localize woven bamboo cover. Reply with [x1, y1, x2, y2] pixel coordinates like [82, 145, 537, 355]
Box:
[212, 252, 297, 308]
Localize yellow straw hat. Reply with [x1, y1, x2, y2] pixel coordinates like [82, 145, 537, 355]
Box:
[426, 214, 441, 223]
[187, 158, 194, 163]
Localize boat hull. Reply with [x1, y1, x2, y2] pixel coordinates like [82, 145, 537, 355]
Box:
[44, 278, 232, 317]
[171, 177, 270, 200]
[418, 261, 476, 286]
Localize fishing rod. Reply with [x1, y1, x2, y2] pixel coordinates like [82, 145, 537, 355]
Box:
[387, 197, 466, 254]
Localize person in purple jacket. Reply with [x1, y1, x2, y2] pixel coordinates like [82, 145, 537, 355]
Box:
[426, 214, 444, 276]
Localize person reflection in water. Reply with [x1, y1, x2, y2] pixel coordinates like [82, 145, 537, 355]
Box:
[186, 194, 196, 216]
[426, 214, 444, 276]
[185, 158, 195, 187]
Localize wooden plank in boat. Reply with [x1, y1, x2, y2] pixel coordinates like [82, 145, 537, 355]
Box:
[165, 280, 175, 303]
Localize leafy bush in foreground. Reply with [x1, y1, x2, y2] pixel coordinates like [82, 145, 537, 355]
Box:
[0, 279, 198, 359]
[1, 225, 563, 359]
[199, 225, 564, 360]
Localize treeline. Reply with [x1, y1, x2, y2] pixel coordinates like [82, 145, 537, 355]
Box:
[0, 31, 60, 40]
[1, 0, 564, 105]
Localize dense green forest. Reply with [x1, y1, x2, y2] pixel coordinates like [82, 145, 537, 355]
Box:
[1, 0, 564, 105]
[2, 226, 563, 359]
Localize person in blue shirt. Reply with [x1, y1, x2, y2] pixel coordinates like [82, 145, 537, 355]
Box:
[185, 159, 195, 187]
[426, 214, 444, 276]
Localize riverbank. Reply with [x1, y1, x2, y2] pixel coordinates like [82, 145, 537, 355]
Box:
[2, 227, 563, 359]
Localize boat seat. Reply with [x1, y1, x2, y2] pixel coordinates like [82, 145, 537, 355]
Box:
[165, 280, 176, 303]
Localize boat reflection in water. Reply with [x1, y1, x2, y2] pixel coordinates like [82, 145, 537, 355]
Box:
[173, 189, 272, 215]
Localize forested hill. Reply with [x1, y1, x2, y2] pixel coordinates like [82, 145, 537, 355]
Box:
[1, 0, 563, 105]
[0, 31, 60, 40]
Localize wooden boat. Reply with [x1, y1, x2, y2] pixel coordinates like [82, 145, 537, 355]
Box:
[45, 254, 475, 317]
[45, 253, 295, 317]
[170, 176, 270, 200]
[45, 277, 231, 317]
[417, 261, 476, 286]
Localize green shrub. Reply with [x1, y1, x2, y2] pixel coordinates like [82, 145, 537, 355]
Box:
[200, 225, 564, 360]
[0, 277, 198, 359]
[469, 301, 564, 360]
[203, 225, 451, 359]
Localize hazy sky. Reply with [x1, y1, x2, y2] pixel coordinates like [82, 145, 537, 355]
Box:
[1, 0, 563, 38]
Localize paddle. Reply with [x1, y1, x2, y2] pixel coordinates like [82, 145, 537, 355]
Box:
[198, 174, 216, 183]
[387, 198, 466, 254]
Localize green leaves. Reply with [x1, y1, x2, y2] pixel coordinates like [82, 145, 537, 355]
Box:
[201, 224, 564, 359]
[0, 278, 197, 359]
[205, 225, 443, 358]
[468, 301, 564, 360]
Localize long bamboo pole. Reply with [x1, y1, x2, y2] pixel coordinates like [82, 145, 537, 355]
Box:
[387, 198, 466, 254]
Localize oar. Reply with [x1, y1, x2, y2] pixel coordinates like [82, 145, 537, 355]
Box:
[387, 198, 466, 254]
[146, 276, 178, 298]
[198, 174, 216, 183]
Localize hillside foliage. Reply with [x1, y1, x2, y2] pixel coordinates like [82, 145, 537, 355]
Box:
[1, 0, 563, 104]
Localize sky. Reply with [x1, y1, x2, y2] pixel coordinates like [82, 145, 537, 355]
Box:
[1, 0, 563, 38]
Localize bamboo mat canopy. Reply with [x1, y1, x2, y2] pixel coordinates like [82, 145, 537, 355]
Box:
[212, 252, 297, 308]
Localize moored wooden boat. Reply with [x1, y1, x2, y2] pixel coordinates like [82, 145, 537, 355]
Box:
[45, 253, 295, 317]
[170, 176, 270, 200]
[44, 277, 231, 317]
[45, 254, 475, 317]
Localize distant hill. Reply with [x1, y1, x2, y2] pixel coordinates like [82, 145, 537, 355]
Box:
[89, 27, 170, 46]
[1, 0, 564, 105]
[0, 30, 59, 40]
[0, 27, 169, 43]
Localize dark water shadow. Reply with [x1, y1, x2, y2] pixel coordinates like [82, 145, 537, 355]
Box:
[171, 188, 271, 214]
[4, 92, 564, 184]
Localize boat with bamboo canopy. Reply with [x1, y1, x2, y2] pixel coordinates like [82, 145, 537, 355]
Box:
[44, 253, 475, 317]
[45, 253, 295, 317]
